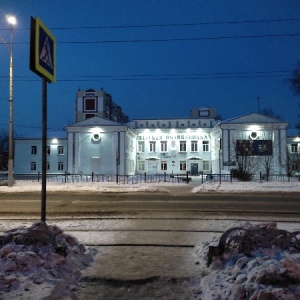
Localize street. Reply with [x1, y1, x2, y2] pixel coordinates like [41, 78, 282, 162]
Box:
[0, 189, 299, 217]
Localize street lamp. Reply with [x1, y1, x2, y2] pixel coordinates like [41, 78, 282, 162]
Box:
[7, 15, 16, 187]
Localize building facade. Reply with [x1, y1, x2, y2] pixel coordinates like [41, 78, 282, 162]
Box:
[13, 88, 299, 177]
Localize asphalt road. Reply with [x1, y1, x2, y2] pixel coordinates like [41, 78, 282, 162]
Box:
[0, 190, 299, 217]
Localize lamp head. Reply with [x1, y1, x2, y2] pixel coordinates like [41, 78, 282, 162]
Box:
[7, 16, 17, 26]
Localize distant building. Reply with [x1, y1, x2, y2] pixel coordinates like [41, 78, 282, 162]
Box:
[128, 107, 218, 175]
[287, 136, 300, 175]
[13, 88, 299, 177]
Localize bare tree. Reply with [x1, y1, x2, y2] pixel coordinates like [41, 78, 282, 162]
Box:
[290, 60, 300, 96]
[0, 129, 8, 171]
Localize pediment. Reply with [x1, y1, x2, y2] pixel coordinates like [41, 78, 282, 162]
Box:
[65, 116, 123, 128]
[222, 113, 286, 125]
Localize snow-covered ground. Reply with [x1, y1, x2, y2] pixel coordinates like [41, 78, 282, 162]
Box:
[0, 178, 299, 193]
[0, 180, 299, 299]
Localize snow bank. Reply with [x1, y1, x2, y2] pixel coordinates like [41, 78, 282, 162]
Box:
[0, 222, 96, 299]
[193, 181, 300, 193]
[195, 222, 300, 299]
[0, 180, 174, 193]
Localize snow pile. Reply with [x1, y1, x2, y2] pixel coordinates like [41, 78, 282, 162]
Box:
[0, 180, 173, 193]
[193, 181, 300, 193]
[195, 223, 300, 299]
[0, 222, 96, 299]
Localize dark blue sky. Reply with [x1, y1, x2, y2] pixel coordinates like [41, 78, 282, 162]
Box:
[0, 0, 299, 136]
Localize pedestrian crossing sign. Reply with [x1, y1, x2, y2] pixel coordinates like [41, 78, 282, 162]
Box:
[30, 17, 56, 83]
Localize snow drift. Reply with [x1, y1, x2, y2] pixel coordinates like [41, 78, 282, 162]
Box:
[195, 223, 300, 299]
[0, 222, 96, 299]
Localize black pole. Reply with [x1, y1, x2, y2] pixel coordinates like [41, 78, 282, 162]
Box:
[41, 77, 47, 223]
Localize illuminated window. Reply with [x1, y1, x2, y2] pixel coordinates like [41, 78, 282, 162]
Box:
[202, 141, 209, 152]
[180, 141, 186, 152]
[161, 141, 167, 152]
[31, 146, 37, 155]
[180, 161, 186, 171]
[161, 161, 167, 171]
[149, 141, 156, 152]
[191, 141, 198, 152]
[138, 141, 145, 152]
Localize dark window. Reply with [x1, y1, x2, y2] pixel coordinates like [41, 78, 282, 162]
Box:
[30, 162, 36, 170]
[58, 146, 64, 155]
[84, 97, 96, 112]
[31, 146, 37, 155]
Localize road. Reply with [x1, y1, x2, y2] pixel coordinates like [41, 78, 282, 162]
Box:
[0, 185, 299, 299]
[0, 188, 299, 217]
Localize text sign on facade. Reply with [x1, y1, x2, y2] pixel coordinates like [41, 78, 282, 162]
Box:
[30, 17, 56, 83]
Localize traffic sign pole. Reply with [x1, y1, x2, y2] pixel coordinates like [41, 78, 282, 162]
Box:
[41, 77, 47, 223]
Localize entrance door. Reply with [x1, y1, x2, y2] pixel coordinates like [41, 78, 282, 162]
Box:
[191, 163, 198, 175]
[91, 157, 101, 173]
[148, 161, 157, 174]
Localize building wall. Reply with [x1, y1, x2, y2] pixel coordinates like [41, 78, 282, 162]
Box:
[14, 138, 68, 174]
[76, 88, 129, 123]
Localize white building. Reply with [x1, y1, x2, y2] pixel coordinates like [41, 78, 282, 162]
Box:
[14, 88, 297, 177]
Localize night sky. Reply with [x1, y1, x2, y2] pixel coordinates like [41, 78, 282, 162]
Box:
[0, 0, 299, 137]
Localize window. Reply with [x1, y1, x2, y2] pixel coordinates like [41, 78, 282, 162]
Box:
[58, 162, 64, 171]
[180, 141, 186, 152]
[291, 144, 298, 153]
[149, 141, 156, 152]
[191, 141, 198, 152]
[203, 161, 210, 171]
[180, 161, 186, 171]
[202, 141, 209, 152]
[138, 161, 145, 171]
[199, 110, 210, 117]
[84, 97, 96, 112]
[161, 141, 167, 152]
[31, 146, 37, 155]
[47, 146, 50, 155]
[47, 162, 50, 170]
[138, 141, 145, 153]
[58, 146, 64, 155]
[85, 113, 96, 119]
[30, 162, 36, 171]
[161, 161, 167, 171]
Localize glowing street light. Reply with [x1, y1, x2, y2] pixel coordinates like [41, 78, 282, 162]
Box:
[7, 15, 17, 187]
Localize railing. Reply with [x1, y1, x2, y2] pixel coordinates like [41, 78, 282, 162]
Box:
[205, 172, 300, 183]
[9, 172, 184, 184]
[0, 172, 299, 184]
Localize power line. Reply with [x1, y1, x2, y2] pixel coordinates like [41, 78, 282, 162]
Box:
[2, 17, 300, 32]
[58, 33, 300, 44]
[0, 70, 292, 83]
[50, 18, 300, 30]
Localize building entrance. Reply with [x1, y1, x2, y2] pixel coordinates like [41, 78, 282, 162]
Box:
[190, 163, 198, 175]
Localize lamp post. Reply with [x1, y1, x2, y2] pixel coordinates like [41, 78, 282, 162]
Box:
[7, 16, 16, 187]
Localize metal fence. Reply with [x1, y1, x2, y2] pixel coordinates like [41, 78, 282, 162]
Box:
[0, 172, 299, 184]
[10, 172, 188, 184]
[205, 173, 300, 183]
